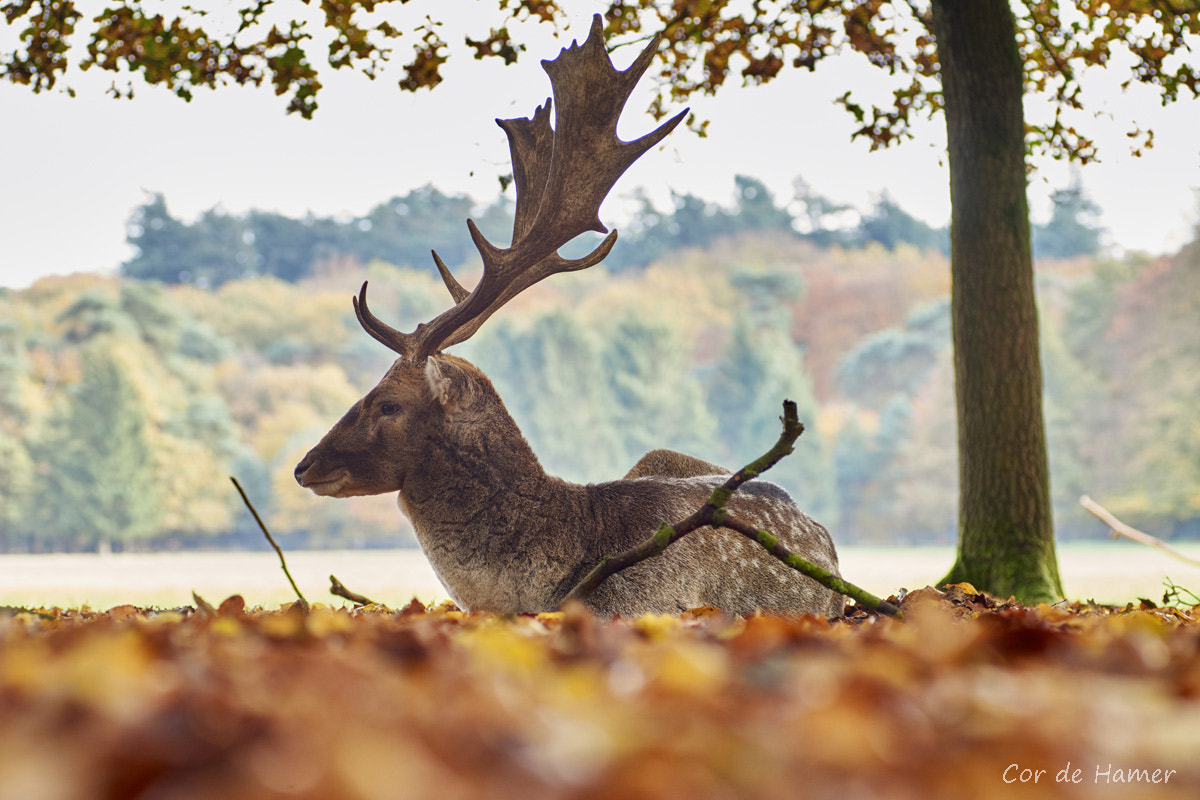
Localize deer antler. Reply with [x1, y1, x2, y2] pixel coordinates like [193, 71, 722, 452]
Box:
[354, 14, 686, 362]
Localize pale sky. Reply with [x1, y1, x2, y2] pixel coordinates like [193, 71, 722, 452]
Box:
[2, 8, 1198, 290]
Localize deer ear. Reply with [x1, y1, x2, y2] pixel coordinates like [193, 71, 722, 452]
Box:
[424, 357, 473, 414]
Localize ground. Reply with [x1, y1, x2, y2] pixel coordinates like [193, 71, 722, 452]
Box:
[1, 585, 1197, 799]
[3, 542, 1197, 609]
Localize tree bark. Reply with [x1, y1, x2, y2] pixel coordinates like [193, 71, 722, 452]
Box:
[930, 0, 1064, 603]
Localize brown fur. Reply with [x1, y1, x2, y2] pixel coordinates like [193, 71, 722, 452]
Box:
[296, 354, 843, 617]
[623, 449, 730, 480]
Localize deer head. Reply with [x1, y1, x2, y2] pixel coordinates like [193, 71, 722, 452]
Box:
[295, 15, 686, 500]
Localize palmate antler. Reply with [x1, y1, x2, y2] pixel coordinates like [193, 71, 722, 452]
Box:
[354, 14, 687, 362]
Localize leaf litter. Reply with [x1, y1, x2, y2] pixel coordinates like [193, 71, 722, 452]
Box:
[0, 586, 1198, 799]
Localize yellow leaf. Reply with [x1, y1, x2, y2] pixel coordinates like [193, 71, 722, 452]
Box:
[651, 640, 729, 693]
[461, 625, 545, 673]
[632, 613, 680, 640]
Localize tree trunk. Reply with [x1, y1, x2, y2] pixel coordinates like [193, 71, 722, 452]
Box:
[930, 0, 1064, 602]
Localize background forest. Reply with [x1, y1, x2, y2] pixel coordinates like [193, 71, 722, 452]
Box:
[1, 176, 1196, 553]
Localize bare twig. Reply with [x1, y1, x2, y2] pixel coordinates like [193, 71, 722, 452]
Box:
[330, 574, 377, 607]
[231, 476, 309, 611]
[192, 590, 217, 616]
[1081, 494, 1200, 568]
[562, 402, 901, 617]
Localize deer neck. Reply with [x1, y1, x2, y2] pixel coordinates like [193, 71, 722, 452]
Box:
[397, 402, 586, 612]
[403, 420, 551, 516]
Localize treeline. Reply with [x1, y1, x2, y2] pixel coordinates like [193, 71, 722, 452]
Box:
[120, 175, 1104, 287]
[2, 218, 1196, 552]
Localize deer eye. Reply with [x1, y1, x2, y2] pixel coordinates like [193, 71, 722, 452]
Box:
[379, 402, 401, 416]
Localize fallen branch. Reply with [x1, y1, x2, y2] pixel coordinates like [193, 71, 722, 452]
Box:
[231, 476, 309, 611]
[330, 574, 377, 607]
[561, 401, 901, 618]
[1080, 494, 1200, 568]
[722, 516, 901, 617]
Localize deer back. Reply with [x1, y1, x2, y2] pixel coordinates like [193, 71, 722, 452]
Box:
[623, 449, 730, 480]
[572, 474, 842, 617]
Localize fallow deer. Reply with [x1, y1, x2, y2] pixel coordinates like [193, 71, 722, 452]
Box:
[294, 16, 842, 618]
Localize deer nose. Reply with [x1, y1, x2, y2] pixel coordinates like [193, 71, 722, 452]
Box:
[294, 456, 312, 485]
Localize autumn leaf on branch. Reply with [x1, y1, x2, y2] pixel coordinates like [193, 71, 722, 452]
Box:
[5, 0, 1196, 160]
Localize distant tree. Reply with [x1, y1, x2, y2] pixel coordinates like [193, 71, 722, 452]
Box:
[0, 426, 34, 548]
[833, 417, 874, 540]
[728, 266, 805, 315]
[836, 299, 951, 407]
[887, 361, 959, 544]
[834, 394, 913, 542]
[1085, 240, 1200, 530]
[791, 177, 859, 249]
[610, 175, 799, 271]
[1060, 254, 1145, 374]
[0, 313, 33, 545]
[124, 194, 255, 287]
[606, 188, 671, 271]
[0, 314, 31, 425]
[122, 194, 196, 284]
[875, 394, 913, 465]
[709, 315, 836, 523]
[473, 312, 627, 482]
[26, 344, 160, 550]
[122, 187, 517, 285]
[177, 275, 350, 361]
[858, 193, 949, 254]
[471, 195, 518, 249]
[226, 445, 274, 544]
[115, 279, 236, 368]
[727, 176, 796, 234]
[607, 189, 729, 270]
[1039, 320, 1106, 534]
[246, 211, 346, 282]
[175, 316, 235, 364]
[1032, 180, 1105, 259]
[56, 288, 138, 343]
[666, 192, 732, 249]
[191, 209, 259, 286]
[351, 185, 478, 268]
[118, 280, 186, 353]
[602, 313, 717, 463]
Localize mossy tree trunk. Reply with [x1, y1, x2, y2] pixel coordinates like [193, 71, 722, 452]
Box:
[931, 0, 1064, 603]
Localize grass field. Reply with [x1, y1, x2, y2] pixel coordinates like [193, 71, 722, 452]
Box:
[2, 541, 1198, 610]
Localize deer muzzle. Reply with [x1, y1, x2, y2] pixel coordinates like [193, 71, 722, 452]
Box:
[294, 453, 349, 496]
